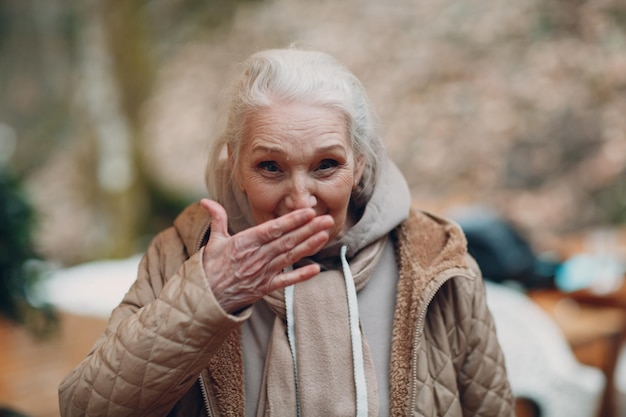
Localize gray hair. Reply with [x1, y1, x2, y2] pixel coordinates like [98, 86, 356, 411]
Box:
[206, 48, 384, 210]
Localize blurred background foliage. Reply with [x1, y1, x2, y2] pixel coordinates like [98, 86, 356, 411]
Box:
[1, 0, 625, 270]
[0, 170, 56, 334]
[1, 0, 260, 267]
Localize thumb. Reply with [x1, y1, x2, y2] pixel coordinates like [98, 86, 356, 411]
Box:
[199, 198, 230, 239]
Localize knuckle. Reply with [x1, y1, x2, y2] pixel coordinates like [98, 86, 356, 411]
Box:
[233, 235, 262, 260]
[234, 260, 263, 280]
[283, 247, 298, 265]
[265, 222, 284, 240]
[233, 235, 248, 254]
[280, 232, 299, 252]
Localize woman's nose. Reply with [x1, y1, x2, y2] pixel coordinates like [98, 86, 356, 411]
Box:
[285, 175, 317, 210]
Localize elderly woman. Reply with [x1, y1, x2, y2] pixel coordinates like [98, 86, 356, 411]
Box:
[59, 48, 515, 416]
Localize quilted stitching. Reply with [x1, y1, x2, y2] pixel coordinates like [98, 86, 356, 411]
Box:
[60, 231, 248, 416]
[412, 277, 514, 417]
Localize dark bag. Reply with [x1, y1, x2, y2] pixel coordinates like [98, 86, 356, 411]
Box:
[453, 207, 558, 289]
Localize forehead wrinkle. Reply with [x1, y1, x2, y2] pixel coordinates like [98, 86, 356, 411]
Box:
[242, 103, 350, 158]
[250, 142, 346, 154]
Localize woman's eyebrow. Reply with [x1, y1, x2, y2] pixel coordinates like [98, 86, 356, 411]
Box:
[250, 144, 285, 155]
[250, 144, 347, 155]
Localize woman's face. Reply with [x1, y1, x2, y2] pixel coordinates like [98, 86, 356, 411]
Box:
[232, 102, 365, 241]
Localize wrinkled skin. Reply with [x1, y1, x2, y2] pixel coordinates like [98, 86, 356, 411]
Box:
[201, 200, 334, 313]
[201, 102, 364, 314]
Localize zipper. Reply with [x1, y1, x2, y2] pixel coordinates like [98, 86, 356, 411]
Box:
[199, 370, 219, 417]
[195, 221, 212, 253]
[196, 220, 215, 412]
[406, 269, 474, 415]
[196, 215, 218, 417]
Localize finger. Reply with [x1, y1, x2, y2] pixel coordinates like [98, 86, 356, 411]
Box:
[266, 228, 331, 272]
[200, 198, 230, 239]
[268, 263, 321, 292]
[234, 214, 332, 266]
[253, 208, 318, 243]
[226, 216, 332, 283]
[229, 208, 322, 256]
[273, 214, 333, 257]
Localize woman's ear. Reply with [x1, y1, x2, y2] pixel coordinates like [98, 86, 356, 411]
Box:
[227, 145, 244, 192]
[353, 155, 366, 189]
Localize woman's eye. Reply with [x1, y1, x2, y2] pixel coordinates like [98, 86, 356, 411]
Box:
[317, 159, 339, 171]
[259, 161, 280, 173]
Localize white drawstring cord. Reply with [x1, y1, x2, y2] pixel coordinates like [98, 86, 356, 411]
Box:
[284, 269, 302, 417]
[341, 245, 369, 417]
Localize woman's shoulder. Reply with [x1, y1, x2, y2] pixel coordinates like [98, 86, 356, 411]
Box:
[172, 202, 212, 253]
[147, 203, 211, 256]
[140, 203, 211, 277]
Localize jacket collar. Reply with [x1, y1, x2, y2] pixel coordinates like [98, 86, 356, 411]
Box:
[173, 203, 212, 256]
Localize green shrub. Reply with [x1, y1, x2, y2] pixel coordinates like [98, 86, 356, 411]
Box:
[0, 168, 56, 336]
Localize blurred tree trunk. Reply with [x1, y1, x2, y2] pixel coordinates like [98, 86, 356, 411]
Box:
[77, 0, 152, 258]
[4, 0, 260, 262]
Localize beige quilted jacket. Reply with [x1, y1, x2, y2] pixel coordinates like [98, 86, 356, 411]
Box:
[59, 203, 515, 417]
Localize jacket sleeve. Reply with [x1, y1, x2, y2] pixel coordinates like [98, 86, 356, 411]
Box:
[58, 229, 250, 417]
[457, 261, 516, 417]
